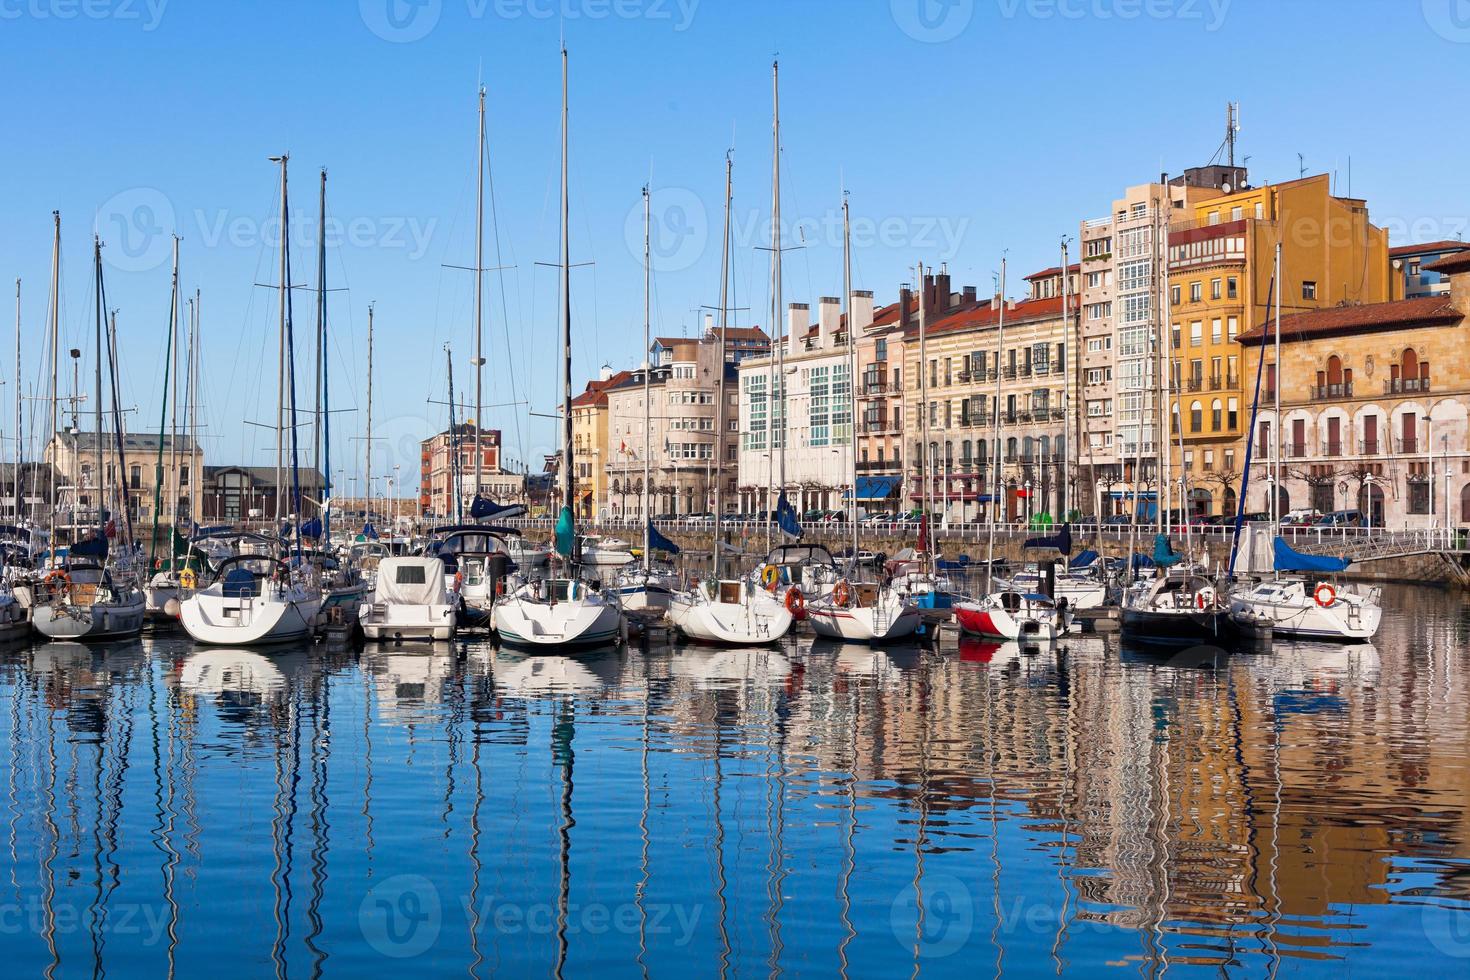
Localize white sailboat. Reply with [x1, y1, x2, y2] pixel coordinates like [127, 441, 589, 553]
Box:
[806, 195, 918, 643]
[492, 49, 625, 650]
[668, 97, 794, 647]
[32, 229, 145, 642]
[358, 555, 456, 641]
[616, 185, 681, 616]
[180, 154, 322, 646]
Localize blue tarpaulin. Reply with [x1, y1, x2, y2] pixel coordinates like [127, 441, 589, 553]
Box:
[846, 476, 901, 500]
[471, 495, 527, 521]
[1152, 534, 1182, 568]
[1024, 523, 1073, 556]
[648, 521, 681, 556]
[299, 517, 323, 540]
[71, 535, 108, 561]
[1069, 548, 1099, 569]
[1273, 536, 1351, 573]
[776, 492, 803, 539]
[361, 522, 379, 540]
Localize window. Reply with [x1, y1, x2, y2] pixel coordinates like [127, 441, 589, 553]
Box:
[1211, 399, 1223, 430]
[1227, 316, 1238, 341]
[1170, 284, 1181, 305]
[1171, 323, 1181, 349]
[1086, 301, 1112, 321]
[1032, 342, 1050, 375]
[1227, 398, 1238, 430]
[1302, 281, 1317, 300]
[130, 465, 141, 490]
[1254, 203, 1265, 220]
[1211, 318, 1222, 344]
[1227, 276, 1238, 299]
[1190, 401, 1203, 432]
[1189, 282, 1202, 302]
[1204, 449, 1215, 468]
[1184, 451, 1195, 470]
[1231, 206, 1243, 221]
[874, 338, 887, 361]
[1190, 321, 1203, 347]
[1211, 278, 1222, 300]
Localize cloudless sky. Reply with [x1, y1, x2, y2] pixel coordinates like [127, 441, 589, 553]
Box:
[2, 0, 1465, 493]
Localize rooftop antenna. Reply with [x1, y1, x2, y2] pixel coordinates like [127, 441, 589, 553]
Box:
[1298, 153, 1306, 180]
[1226, 102, 1239, 168]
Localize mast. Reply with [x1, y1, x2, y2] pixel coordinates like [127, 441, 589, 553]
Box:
[190, 290, 200, 532]
[315, 168, 326, 504]
[446, 345, 460, 523]
[366, 302, 374, 528]
[169, 241, 180, 542]
[641, 186, 652, 572]
[1060, 238, 1071, 523]
[917, 260, 928, 555]
[150, 239, 177, 564]
[714, 154, 733, 575]
[842, 195, 858, 568]
[272, 155, 288, 524]
[770, 60, 786, 522]
[473, 86, 486, 505]
[47, 212, 59, 532]
[1273, 241, 1282, 535]
[92, 237, 104, 538]
[1155, 199, 1170, 536]
[558, 48, 576, 561]
[13, 279, 21, 522]
[986, 259, 1006, 593]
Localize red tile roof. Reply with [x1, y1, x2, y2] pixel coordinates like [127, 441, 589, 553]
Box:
[570, 370, 634, 408]
[1424, 251, 1470, 275]
[1390, 240, 1468, 258]
[1236, 296, 1462, 345]
[901, 293, 1070, 340]
[1023, 263, 1082, 281]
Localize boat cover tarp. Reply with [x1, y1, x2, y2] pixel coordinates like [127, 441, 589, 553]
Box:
[1152, 534, 1182, 568]
[373, 557, 448, 605]
[471, 495, 527, 521]
[71, 535, 108, 561]
[775, 492, 803, 540]
[1069, 548, 1099, 569]
[361, 522, 379, 541]
[299, 517, 323, 540]
[555, 506, 576, 558]
[847, 476, 901, 500]
[648, 521, 681, 556]
[1024, 523, 1072, 555]
[1273, 536, 1351, 573]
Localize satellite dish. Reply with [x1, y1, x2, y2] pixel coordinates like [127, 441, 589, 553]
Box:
[1221, 182, 1233, 194]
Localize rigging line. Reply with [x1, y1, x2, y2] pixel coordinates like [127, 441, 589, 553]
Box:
[484, 98, 528, 476]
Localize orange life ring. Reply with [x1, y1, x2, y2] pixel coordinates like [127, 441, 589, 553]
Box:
[44, 570, 71, 594]
[1314, 583, 1336, 607]
[833, 579, 852, 608]
[784, 586, 806, 618]
[454, 571, 464, 590]
[1196, 591, 1207, 610]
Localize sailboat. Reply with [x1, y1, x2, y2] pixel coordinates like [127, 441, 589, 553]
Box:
[492, 49, 625, 650]
[806, 196, 918, 644]
[668, 94, 793, 646]
[180, 154, 322, 646]
[1226, 242, 1381, 641]
[613, 192, 682, 620]
[32, 232, 146, 641]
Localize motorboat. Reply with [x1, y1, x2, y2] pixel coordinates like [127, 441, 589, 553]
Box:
[492, 574, 626, 649]
[805, 579, 920, 643]
[955, 590, 1072, 642]
[669, 578, 794, 645]
[579, 535, 635, 568]
[1120, 570, 1234, 646]
[427, 524, 519, 627]
[179, 554, 322, 646]
[615, 562, 681, 616]
[1227, 536, 1381, 641]
[0, 583, 30, 643]
[359, 555, 456, 641]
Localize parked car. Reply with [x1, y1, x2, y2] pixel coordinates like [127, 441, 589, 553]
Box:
[1102, 514, 1133, 526]
[1282, 509, 1323, 527]
[1317, 509, 1364, 528]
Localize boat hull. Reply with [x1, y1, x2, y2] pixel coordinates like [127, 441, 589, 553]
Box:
[180, 591, 323, 646]
[32, 593, 146, 642]
[492, 596, 624, 649]
[1228, 584, 1380, 641]
[806, 597, 920, 643]
[360, 602, 457, 642]
[954, 601, 1062, 642]
[669, 594, 793, 645]
[1120, 606, 1234, 646]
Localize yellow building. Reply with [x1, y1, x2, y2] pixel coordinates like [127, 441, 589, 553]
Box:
[1168, 174, 1393, 517]
[568, 370, 631, 520]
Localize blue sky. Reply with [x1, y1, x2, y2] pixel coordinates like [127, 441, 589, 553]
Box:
[2, 0, 1466, 494]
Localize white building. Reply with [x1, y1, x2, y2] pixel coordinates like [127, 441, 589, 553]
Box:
[737, 294, 868, 514]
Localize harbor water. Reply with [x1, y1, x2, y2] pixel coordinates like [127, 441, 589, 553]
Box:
[1, 582, 1467, 977]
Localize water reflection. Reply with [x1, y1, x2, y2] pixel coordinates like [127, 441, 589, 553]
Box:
[0, 583, 1465, 976]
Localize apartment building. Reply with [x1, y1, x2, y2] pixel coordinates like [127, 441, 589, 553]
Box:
[737, 296, 865, 514]
[418, 423, 513, 518]
[1391, 240, 1468, 298]
[855, 295, 905, 508]
[605, 325, 762, 517]
[900, 267, 1079, 523]
[1237, 251, 1470, 529]
[1168, 173, 1393, 517]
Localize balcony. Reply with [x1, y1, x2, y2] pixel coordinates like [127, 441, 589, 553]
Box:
[1051, 408, 1066, 421]
[956, 370, 971, 383]
[1311, 382, 1353, 399]
[1016, 410, 1033, 423]
[1002, 366, 1017, 380]
[856, 460, 899, 473]
[861, 380, 892, 396]
[1186, 378, 1203, 392]
[1322, 440, 1343, 457]
[861, 420, 890, 434]
[1386, 377, 1430, 395]
[1286, 442, 1307, 458]
[1399, 438, 1419, 454]
[1360, 439, 1379, 456]
[1004, 411, 1018, 425]
[1018, 364, 1032, 379]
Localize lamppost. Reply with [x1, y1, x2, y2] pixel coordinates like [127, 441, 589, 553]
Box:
[1363, 473, 1376, 532]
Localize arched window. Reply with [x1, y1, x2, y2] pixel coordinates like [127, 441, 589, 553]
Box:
[1326, 354, 1343, 385]
[1022, 436, 1035, 461]
[1211, 399, 1223, 430]
[1190, 401, 1203, 432]
[1402, 347, 1418, 378]
[1039, 435, 1051, 461]
[1006, 437, 1018, 461]
[960, 439, 973, 465]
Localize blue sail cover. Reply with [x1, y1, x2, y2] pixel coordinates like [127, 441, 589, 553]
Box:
[1069, 548, 1099, 569]
[361, 522, 379, 540]
[299, 517, 323, 540]
[1024, 523, 1072, 556]
[470, 495, 527, 521]
[1152, 534, 1182, 568]
[648, 520, 681, 556]
[775, 492, 803, 540]
[554, 506, 576, 558]
[1273, 536, 1351, 573]
[71, 535, 109, 561]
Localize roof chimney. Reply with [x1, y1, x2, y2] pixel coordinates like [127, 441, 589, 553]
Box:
[935, 271, 952, 311]
[899, 284, 913, 328]
[787, 302, 809, 358]
[963, 285, 977, 303]
[850, 290, 875, 333]
[704, 312, 714, 336]
[818, 297, 841, 343]
[599, 363, 613, 382]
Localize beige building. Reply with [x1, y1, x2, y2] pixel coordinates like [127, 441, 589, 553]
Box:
[855, 297, 906, 509]
[606, 325, 765, 517]
[900, 266, 1080, 522]
[418, 423, 521, 519]
[46, 431, 203, 529]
